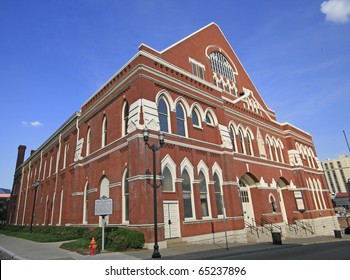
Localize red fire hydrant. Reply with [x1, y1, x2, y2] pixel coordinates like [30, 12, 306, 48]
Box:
[89, 237, 97, 256]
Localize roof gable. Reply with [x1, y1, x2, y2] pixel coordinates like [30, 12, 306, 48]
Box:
[158, 23, 274, 118]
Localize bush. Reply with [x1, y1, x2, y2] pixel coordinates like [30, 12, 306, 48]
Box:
[83, 227, 145, 252]
[1, 224, 145, 253]
[106, 230, 129, 251]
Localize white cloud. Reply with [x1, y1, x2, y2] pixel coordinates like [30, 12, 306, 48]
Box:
[321, 0, 350, 23]
[22, 121, 44, 127]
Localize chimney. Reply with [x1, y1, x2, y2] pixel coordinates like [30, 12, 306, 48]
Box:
[16, 145, 26, 169]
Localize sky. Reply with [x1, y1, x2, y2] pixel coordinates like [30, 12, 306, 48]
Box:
[0, 0, 349, 190]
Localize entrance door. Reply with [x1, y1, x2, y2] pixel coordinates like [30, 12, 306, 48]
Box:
[163, 201, 180, 239]
[239, 179, 255, 225]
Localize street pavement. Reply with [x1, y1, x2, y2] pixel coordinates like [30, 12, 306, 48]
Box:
[1, 233, 350, 260]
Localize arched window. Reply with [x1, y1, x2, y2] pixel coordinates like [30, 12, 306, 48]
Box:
[192, 108, 200, 127]
[176, 103, 186, 136]
[246, 131, 253, 156]
[63, 144, 69, 169]
[210, 51, 235, 82]
[122, 101, 129, 136]
[182, 169, 193, 219]
[206, 112, 214, 125]
[273, 140, 280, 162]
[102, 115, 107, 148]
[86, 127, 91, 156]
[278, 143, 284, 163]
[158, 98, 169, 133]
[266, 138, 273, 160]
[123, 169, 129, 223]
[238, 129, 245, 154]
[229, 126, 236, 152]
[213, 173, 223, 216]
[162, 166, 173, 192]
[199, 171, 209, 217]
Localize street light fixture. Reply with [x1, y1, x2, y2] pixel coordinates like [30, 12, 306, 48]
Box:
[143, 127, 164, 258]
[30, 180, 40, 233]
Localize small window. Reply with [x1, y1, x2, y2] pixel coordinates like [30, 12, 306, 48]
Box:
[206, 113, 214, 125]
[122, 101, 129, 136]
[190, 59, 205, 79]
[86, 127, 91, 156]
[192, 108, 200, 127]
[102, 115, 107, 148]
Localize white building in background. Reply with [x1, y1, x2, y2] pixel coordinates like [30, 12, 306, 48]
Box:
[322, 154, 350, 194]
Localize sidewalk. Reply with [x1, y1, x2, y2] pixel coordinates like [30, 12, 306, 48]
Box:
[1, 233, 349, 260]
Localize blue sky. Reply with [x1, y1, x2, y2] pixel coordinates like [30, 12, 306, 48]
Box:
[1, 0, 350, 190]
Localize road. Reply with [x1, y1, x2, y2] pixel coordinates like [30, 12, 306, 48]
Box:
[219, 241, 350, 260]
[165, 241, 350, 260]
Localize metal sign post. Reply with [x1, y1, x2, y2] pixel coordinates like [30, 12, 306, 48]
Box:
[101, 215, 106, 252]
[94, 196, 113, 253]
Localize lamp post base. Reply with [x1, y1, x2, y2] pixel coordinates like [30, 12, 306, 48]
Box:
[152, 244, 161, 258]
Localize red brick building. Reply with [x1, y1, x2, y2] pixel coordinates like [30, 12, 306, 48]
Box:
[8, 23, 338, 247]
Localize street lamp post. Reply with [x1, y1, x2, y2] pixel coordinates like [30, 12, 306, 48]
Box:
[30, 181, 40, 233]
[143, 127, 164, 259]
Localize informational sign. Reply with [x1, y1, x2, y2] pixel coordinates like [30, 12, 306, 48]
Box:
[94, 196, 113, 216]
[294, 191, 305, 212]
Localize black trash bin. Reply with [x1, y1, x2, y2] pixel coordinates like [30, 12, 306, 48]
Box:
[271, 232, 282, 245]
[334, 230, 342, 238]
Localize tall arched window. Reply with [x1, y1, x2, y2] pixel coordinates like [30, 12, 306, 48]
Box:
[238, 129, 245, 154]
[182, 169, 193, 219]
[229, 126, 236, 152]
[162, 166, 173, 192]
[278, 143, 284, 163]
[176, 103, 186, 136]
[122, 101, 129, 136]
[273, 141, 280, 162]
[246, 131, 253, 156]
[158, 98, 169, 132]
[199, 171, 209, 217]
[123, 169, 129, 223]
[192, 108, 200, 127]
[266, 138, 273, 160]
[213, 173, 223, 216]
[63, 144, 69, 169]
[102, 115, 107, 148]
[86, 127, 91, 156]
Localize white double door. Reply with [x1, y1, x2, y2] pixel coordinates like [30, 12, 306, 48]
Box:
[163, 201, 180, 239]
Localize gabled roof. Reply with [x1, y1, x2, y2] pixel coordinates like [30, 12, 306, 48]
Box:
[157, 22, 274, 117]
